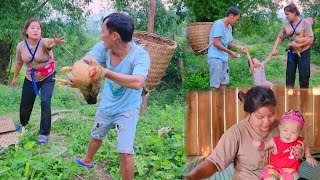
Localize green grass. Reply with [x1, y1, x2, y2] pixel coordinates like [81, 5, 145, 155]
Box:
[0, 76, 185, 179]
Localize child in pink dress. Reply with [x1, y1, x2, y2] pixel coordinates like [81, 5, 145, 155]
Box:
[245, 51, 274, 89]
[252, 109, 318, 180]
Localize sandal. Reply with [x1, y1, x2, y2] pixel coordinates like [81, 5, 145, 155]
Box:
[16, 125, 22, 131]
[16, 125, 26, 134]
[38, 136, 48, 144]
[75, 158, 94, 169]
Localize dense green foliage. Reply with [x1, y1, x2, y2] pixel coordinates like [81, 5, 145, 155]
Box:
[304, 3, 320, 54]
[184, 0, 280, 22]
[114, 0, 178, 38]
[0, 0, 91, 43]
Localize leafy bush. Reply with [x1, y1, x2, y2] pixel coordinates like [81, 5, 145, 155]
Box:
[236, 13, 282, 40]
[304, 3, 320, 56]
[183, 52, 210, 90]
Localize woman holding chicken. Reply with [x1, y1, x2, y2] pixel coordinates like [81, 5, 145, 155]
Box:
[271, 4, 314, 88]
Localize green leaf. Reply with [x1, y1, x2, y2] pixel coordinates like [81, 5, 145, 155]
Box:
[24, 161, 30, 177]
[14, 151, 30, 164]
[24, 141, 36, 150]
[0, 167, 10, 174]
[30, 160, 45, 171]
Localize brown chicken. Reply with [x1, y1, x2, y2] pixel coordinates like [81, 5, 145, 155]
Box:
[56, 58, 104, 104]
[286, 33, 309, 57]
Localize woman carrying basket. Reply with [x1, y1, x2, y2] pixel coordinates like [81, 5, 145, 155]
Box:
[207, 7, 249, 90]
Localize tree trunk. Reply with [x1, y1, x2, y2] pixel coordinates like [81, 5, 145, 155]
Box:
[147, 0, 156, 33]
[0, 40, 13, 85]
[140, 0, 156, 115]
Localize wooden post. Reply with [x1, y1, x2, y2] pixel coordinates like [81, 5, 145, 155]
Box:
[140, 0, 156, 115]
[147, 0, 156, 33]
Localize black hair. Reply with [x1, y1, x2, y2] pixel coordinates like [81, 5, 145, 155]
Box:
[225, 7, 241, 17]
[284, 3, 300, 16]
[103, 13, 134, 42]
[238, 86, 276, 113]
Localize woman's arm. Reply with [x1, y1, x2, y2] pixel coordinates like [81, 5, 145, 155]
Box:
[45, 35, 65, 51]
[264, 53, 273, 64]
[12, 61, 23, 88]
[12, 45, 23, 88]
[272, 36, 283, 56]
[290, 36, 314, 49]
[186, 159, 218, 180]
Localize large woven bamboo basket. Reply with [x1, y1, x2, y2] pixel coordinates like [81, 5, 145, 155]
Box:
[133, 31, 177, 95]
[187, 22, 214, 55]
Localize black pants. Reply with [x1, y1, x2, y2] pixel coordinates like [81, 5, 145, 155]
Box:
[20, 72, 55, 135]
[286, 48, 310, 88]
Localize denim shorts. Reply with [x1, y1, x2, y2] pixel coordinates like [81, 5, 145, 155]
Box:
[207, 57, 229, 88]
[90, 108, 140, 154]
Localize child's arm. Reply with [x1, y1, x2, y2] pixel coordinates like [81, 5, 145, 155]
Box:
[245, 51, 254, 74]
[305, 145, 318, 167]
[264, 53, 273, 64]
[252, 137, 275, 151]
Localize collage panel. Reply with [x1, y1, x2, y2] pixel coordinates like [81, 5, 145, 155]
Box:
[184, 2, 320, 180]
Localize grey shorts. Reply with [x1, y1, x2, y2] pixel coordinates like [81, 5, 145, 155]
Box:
[207, 57, 229, 88]
[90, 108, 140, 154]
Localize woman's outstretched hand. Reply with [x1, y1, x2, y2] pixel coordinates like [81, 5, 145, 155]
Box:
[271, 49, 278, 56]
[53, 35, 65, 45]
[48, 35, 65, 49]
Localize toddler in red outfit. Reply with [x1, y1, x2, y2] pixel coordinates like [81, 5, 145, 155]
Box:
[252, 109, 317, 180]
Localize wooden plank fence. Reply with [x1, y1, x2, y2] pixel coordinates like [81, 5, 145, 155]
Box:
[186, 87, 320, 157]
